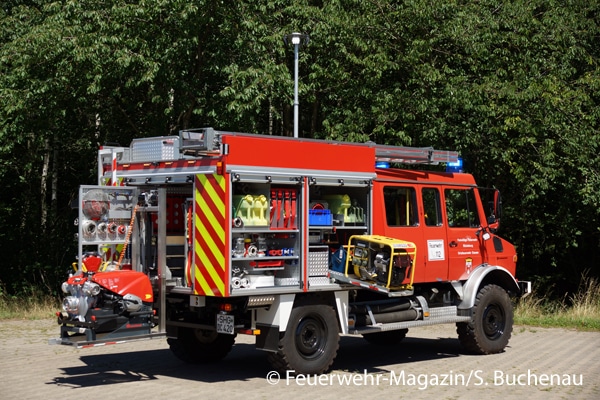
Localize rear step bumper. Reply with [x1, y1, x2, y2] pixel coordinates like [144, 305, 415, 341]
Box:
[49, 331, 165, 348]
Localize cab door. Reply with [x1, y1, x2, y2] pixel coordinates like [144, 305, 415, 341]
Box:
[379, 185, 449, 284]
[442, 186, 485, 280]
[419, 187, 449, 282]
[379, 185, 424, 282]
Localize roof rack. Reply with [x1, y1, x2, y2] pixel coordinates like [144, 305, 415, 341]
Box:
[371, 143, 458, 165]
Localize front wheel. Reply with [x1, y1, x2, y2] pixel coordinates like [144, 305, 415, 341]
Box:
[457, 284, 513, 354]
[267, 304, 339, 375]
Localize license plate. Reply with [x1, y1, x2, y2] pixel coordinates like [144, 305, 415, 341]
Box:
[216, 314, 235, 334]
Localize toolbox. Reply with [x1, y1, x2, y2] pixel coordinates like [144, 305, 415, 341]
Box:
[308, 209, 332, 226]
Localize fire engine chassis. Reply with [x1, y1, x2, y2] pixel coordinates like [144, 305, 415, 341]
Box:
[51, 128, 531, 375]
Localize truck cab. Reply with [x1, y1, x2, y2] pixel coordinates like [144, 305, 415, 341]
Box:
[373, 168, 517, 284]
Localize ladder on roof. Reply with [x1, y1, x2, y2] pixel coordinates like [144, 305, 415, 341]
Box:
[371, 143, 459, 165]
[178, 128, 459, 165]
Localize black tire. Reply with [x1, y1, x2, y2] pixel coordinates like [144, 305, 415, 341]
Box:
[267, 304, 339, 375]
[457, 284, 513, 354]
[168, 327, 236, 363]
[362, 329, 408, 346]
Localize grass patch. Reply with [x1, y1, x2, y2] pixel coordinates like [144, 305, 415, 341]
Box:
[515, 274, 600, 331]
[0, 291, 59, 320]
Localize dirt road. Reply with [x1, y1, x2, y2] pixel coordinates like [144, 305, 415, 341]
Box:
[1, 318, 598, 399]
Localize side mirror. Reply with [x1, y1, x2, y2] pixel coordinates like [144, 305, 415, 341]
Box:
[494, 189, 502, 219]
[487, 190, 502, 232]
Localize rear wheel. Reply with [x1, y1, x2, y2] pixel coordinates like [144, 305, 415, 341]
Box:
[457, 284, 513, 354]
[267, 304, 339, 375]
[168, 327, 236, 363]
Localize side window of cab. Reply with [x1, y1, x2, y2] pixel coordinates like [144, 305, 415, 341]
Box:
[422, 187, 442, 227]
[444, 188, 480, 228]
[383, 186, 418, 227]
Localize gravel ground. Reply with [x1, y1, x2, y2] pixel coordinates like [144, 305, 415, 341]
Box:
[1, 318, 598, 400]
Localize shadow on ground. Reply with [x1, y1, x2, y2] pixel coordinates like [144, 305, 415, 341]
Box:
[48, 333, 467, 388]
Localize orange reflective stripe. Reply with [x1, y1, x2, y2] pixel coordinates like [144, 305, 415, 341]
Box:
[193, 174, 227, 296]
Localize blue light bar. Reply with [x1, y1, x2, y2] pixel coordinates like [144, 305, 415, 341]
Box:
[446, 157, 463, 173]
[375, 161, 390, 169]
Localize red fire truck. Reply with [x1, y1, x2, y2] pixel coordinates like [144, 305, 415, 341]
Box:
[52, 128, 531, 375]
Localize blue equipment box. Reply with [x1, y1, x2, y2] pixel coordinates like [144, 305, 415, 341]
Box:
[309, 209, 332, 226]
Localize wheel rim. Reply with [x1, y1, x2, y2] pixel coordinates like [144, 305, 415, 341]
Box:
[482, 304, 505, 340]
[193, 329, 218, 344]
[295, 314, 327, 360]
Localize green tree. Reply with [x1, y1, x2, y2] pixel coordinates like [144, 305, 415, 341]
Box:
[0, 0, 598, 296]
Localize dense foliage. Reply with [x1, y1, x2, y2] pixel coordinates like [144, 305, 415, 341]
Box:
[1, 0, 598, 296]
